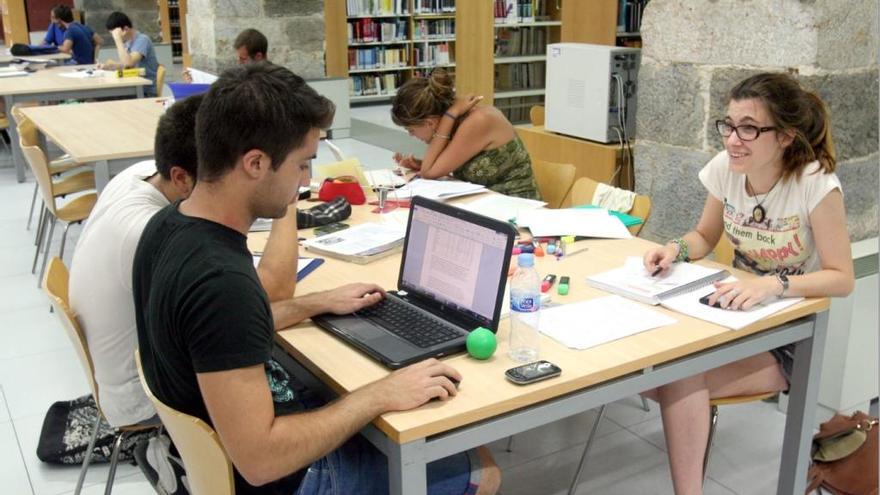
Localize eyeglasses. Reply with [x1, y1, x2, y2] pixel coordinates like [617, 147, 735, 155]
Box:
[715, 120, 777, 141]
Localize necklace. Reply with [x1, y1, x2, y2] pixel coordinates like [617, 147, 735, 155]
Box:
[745, 176, 780, 224]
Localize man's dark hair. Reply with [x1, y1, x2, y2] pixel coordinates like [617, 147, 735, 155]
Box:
[52, 5, 74, 23]
[154, 94, 203, 180]
[105, 11, 132, 31]
[195, 62, 335, 182]
[233, 28, 268, 58]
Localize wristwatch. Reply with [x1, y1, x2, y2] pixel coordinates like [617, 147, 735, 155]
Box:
[775, 273, 790, 297]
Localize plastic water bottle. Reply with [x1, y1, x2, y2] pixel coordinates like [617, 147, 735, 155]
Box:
[509, 253, 541, 363]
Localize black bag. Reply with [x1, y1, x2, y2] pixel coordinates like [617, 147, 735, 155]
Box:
[10, 43, 32, 56]
[36, 394, 155, 465]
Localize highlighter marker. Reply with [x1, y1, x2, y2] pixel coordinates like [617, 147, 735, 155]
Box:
[541, 274, 557, 293]
[557, 276, 570, 295]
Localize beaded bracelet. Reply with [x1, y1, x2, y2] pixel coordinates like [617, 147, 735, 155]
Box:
[443, 111, 458, 121]
[670, 237, 690, 262]
[433, 132, 452, 140]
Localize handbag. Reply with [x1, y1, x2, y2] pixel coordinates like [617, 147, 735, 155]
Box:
[806, 411, 878, 494]
[318, 176, 366, 205]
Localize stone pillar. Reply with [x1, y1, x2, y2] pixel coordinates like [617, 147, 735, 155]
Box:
[186, 0, 325, 79]
[633, 0, 879, 242]
[79, 0, 163, 45]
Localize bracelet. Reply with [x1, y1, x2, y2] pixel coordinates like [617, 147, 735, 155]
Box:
[433, 132, 451, 140]
[443, 111, 457, 121]
[670, 238, 689, 262]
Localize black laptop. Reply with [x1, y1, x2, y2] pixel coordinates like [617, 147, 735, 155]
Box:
[311, 195, 516, 369]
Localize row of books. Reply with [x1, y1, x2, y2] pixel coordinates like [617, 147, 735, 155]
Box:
[413, 0, 455, 14]
[349, 73, 402, 97]
[494, 95, 543, 123]
[617, 0, 649, 33]
[494, 26, 547, 57]
[494, 0, 550, 24]
[413, 43, 452, 66]
[494, 61, 545, 90]
[348, 47, 409, 70]
[347, 0, 408, 16]
[413, 19, 454, 39]
[348, 18, 408, 43]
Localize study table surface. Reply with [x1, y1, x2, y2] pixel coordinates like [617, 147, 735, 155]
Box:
[2, 65, 151, 182]
[19, 98, 164, 192]
[251, 198, 829, 495]
[0, 52, 71, 64]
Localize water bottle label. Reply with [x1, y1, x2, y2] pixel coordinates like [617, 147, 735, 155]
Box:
[511, 294, 539, 313]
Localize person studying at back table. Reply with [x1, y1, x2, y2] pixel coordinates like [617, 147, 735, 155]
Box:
[639, 72, 854, 495]
[390, 69, 541, 200]
[97, 11, 159, 96]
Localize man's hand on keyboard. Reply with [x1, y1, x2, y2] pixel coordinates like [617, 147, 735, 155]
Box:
[320, 283, 385, 314]
[367, 358, 462, 411]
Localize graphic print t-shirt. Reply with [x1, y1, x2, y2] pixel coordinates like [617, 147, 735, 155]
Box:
[698, 151, 842, 276]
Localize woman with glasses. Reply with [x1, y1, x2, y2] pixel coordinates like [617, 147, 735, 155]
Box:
[641, 72, 853, 494]
[389, 69, 541, 199]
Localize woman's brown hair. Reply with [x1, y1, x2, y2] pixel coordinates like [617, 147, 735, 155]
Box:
[391, 69, 455, 127]
[728, 72, 836, 180]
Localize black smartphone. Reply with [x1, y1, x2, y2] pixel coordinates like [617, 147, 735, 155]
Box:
[314, 222, 349, 237]
[505, 360, 562, 385]
[699, 294, 723, 309]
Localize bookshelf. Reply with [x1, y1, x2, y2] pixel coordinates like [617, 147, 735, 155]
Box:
[1, 0, 28, 47]
[158, 0, 189, 65]
[615, 0, 649, 47]
[325, 0, 456, 103]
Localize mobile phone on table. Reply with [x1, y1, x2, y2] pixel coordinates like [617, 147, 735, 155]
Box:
[505, 360, 562, 385]
[314, 222, 349, 237]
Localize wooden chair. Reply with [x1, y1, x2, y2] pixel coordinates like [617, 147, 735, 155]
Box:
[12, 105, 92, 231]
[135, 350, 235, 495]
[531, 159, 576, 208]
[569, 176, 652, 236]
[0, 112, 11, 153]
[43, 258, 160, 495]
[529, 105, 545, 126]
[156, 64, 167, 97]
[22, 136, 96, 287]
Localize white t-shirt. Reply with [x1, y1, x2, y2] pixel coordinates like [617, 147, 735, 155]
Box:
[69, 160, 168, 426]
[699, 151, 842, 276]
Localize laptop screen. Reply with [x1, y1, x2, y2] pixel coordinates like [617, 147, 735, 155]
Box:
[399, 200, 510, 327]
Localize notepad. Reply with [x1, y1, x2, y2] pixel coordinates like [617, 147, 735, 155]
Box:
[457, 195, 546, 222]
[659, 276, 804, 330]
[251, 256, 325, 282]
[302, 222, 405, 264]
[587, 256, 728, 305]
[393, 178, 487, 201]
[532, 295, 677, 350]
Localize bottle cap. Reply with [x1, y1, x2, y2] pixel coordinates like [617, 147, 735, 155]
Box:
[517, 253, 535, 267]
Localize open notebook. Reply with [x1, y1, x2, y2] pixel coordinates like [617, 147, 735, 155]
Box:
[587, 257, 728, 305]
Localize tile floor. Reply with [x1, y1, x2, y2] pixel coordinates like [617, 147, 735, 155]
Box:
[0, 131, 795, 494]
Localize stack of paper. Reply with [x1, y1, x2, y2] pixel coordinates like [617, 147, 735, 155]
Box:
[302, 222, 406, 263]
[394, 178, 487, 201]
[516, 208, 632, 239]
[457, 195, 546, 222]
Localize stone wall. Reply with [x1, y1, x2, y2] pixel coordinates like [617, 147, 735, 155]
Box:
[186, 0, 325, 79]
[633, 0, 879, 243]
[78, 0, 163, 45]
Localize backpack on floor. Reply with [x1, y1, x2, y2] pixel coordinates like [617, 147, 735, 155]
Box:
[36, 394, 155, 465]
[806, 411, 878, 495]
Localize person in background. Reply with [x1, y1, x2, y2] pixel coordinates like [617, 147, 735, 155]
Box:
[51, 5, 102, 64]
[390, 68, 541, 199]
[41, 7, 66, 47]
[97, 11, 159, 96]
[641, 72, 854, 495]
[181, 28, 267, 83]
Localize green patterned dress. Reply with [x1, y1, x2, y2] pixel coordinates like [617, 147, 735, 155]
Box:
[452, 136, 541, 200]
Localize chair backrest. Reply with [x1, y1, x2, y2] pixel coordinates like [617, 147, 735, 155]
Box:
[529, 105, 545, 126]
[42, 258, 102, 406]
[713, 234, 735, 266]
[135, 350, 235, 495]
[19, 132, 58, 215]
[11, 106, 39, 147]
[531, 159, 576, 209]
[156, 64, 167, 97]
[570, 176, 653, 236]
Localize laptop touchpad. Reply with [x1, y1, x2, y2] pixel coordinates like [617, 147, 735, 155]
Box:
[343, 317, 386, 341]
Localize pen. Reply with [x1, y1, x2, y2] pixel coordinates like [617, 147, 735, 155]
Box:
[651, 266, 663, 277]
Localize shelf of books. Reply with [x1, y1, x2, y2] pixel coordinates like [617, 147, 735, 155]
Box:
[159, 0, 188, 63]
[335, 0, 456, 103]
[616, 0, 648, 47]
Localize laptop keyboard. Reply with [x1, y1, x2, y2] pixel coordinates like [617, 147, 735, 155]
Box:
[358, 297, 463, 348]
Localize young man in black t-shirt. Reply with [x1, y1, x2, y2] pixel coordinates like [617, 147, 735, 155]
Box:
[133, 63, 499, 495]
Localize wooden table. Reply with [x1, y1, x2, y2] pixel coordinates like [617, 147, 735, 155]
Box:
[251, 199, 829, 495]
[517, 125, 633, 190]
[20, 98, 165, 192]
[1, 65, 151, 182]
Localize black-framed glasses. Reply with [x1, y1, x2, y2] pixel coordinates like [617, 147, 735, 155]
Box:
[715, 120, 777, 141]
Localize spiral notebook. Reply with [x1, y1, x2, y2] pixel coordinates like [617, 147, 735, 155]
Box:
[586, 257, 728, 305]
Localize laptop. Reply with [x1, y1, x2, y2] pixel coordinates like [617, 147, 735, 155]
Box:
[311, 195, 516, 369]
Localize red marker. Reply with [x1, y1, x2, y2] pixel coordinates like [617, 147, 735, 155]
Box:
[541, 274, 557, 293]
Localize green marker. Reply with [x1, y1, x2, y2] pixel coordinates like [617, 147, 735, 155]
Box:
[557, 276, 570, 295]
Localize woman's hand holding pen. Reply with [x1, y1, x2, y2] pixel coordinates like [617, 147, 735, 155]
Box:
[393, 152, 421, 171]
[643, 243, 680, 276]
[707, 277, 780, 311]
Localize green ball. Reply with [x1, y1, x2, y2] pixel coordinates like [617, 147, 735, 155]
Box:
[466, 327, 497, 360]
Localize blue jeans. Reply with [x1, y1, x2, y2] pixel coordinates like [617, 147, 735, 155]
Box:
[292, 391, 480, 495]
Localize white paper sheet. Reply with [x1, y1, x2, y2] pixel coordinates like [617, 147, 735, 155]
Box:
[58, 69, 107, 78]
[586, 257, 727, 305]
[531, 295, 677, 350]
[457, 195, 546, 222]
[188, 68, 219, 84]
[393, 178, 487, 201]
[364, 168, 406, 187]
[516, 208, 632, 239]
